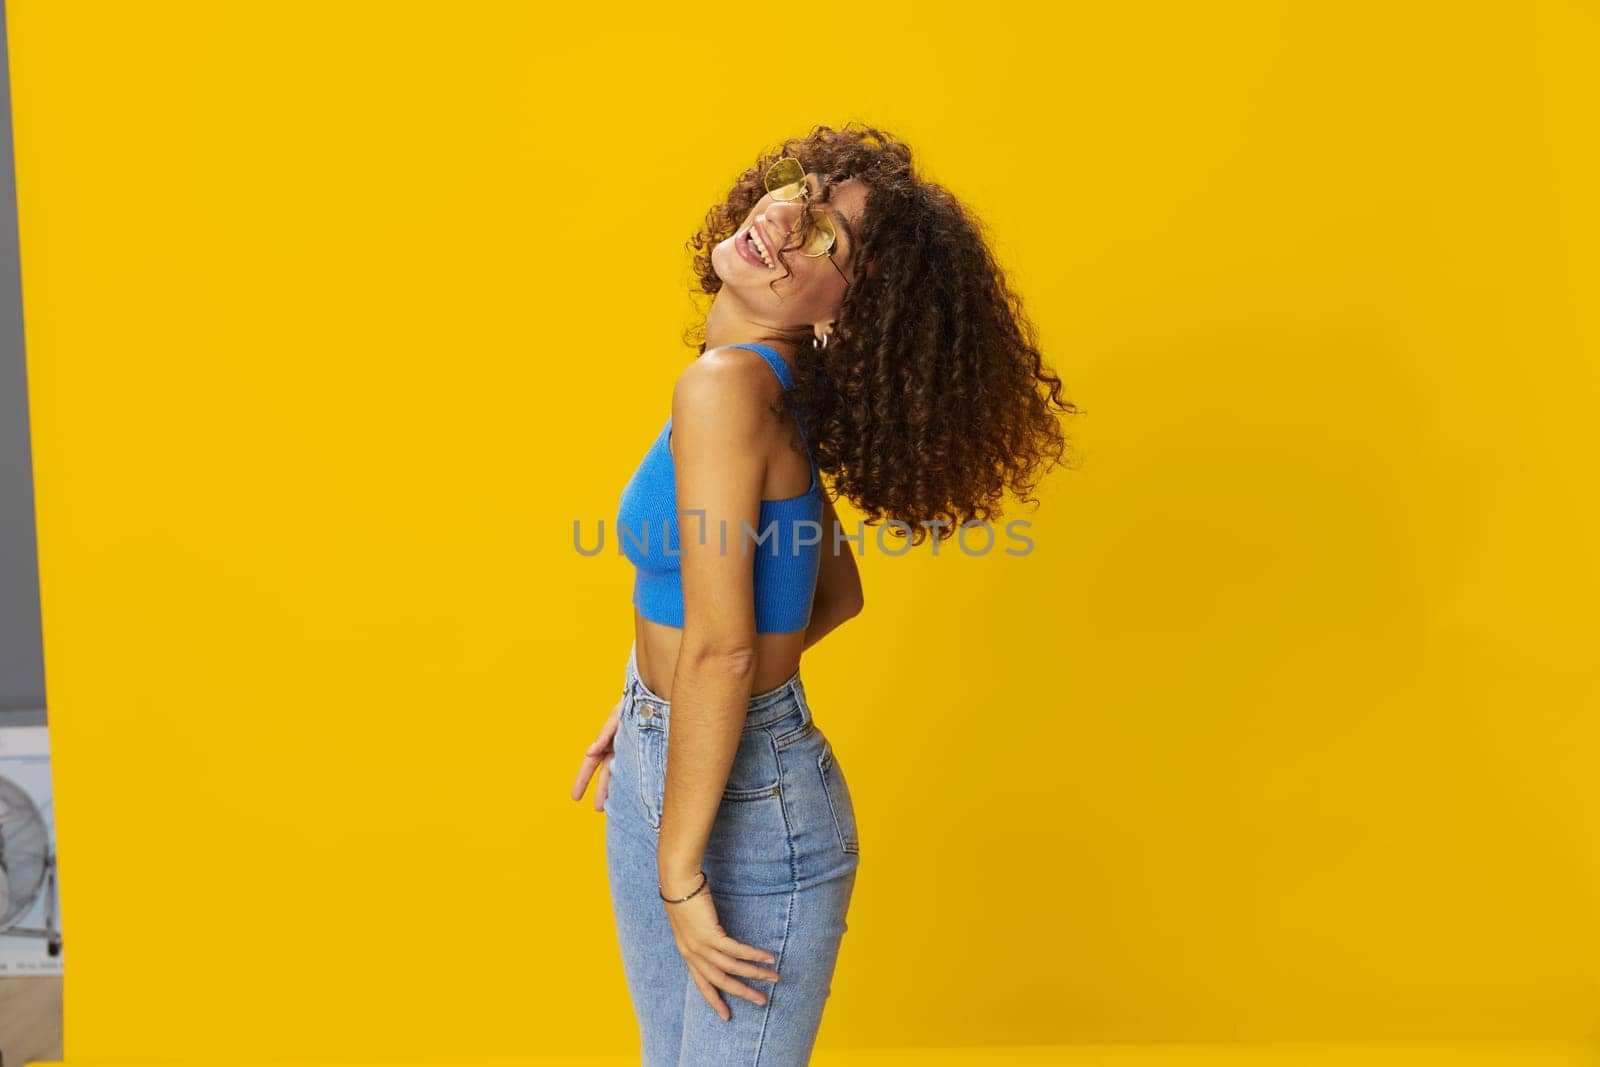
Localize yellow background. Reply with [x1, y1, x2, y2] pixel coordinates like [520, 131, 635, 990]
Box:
[7, 0, 1599, 1062]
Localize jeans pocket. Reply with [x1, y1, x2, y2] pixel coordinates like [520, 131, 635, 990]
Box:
[817, 738, 860, 855]
[770, 707, 815, 750]
[723, 727, 782, 798]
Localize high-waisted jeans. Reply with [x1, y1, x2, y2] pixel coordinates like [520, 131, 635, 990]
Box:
[605, 642, 861, 1066]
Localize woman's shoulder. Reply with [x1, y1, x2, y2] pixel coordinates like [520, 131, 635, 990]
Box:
[690, 344, 781, 377]
[664, 354, 777, 466]
[672, 346, 783, 406]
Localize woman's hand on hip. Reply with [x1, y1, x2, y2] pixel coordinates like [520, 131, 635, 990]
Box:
[570, 696, 624, 811]
[663, 886, 781, 1021]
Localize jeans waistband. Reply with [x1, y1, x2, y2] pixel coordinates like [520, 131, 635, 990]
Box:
[623, 641, 807, 731]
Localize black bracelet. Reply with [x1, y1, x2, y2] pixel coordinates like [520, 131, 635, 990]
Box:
[659, 869, 709, 904]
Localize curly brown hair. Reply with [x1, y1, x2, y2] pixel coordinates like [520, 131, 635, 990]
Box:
[685, 122, 1083, 545]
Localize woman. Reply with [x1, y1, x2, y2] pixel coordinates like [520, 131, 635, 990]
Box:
[570, 122, 1076, 1064]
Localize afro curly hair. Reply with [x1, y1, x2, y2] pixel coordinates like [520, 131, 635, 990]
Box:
[685, 122, 1083, 545]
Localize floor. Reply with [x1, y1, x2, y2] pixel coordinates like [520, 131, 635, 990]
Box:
[0, 975, 62, 1066]
[21, 1040, 1600, 1067]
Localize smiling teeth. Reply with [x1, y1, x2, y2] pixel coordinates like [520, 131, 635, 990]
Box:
[748, 228, 774, 268]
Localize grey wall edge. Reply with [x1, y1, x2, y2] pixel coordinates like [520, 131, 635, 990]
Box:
[0, 1, 48, 715]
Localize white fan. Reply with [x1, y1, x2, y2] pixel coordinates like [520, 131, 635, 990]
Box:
[0, 774, 60, 956]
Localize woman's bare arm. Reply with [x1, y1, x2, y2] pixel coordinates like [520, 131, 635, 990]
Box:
[657, 353, 771, 895]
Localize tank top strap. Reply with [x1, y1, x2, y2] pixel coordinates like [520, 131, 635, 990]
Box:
[726, 342, 814, 453]
[726, 341, 796, 391]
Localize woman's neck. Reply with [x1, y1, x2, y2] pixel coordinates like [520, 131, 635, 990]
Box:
[702, 294, 799, 359]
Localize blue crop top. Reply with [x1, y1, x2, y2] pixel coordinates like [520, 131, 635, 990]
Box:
[616, 342, 823, 633]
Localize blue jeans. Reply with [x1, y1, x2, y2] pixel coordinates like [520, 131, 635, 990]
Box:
[605, 643, 861, 1065]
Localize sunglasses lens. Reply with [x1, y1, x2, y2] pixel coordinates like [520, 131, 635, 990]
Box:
[799, 211, 836, 257]
[764, 157, 807, 201]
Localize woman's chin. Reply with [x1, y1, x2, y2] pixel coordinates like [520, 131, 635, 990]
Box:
[714, 242, 753, 280]
[712, 245, 756, 289]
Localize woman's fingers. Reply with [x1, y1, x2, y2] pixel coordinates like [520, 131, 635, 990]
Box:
[696, 958, 769, 1007]
[584, 721, 618, 757]
[570, 703, 622, 802]
[571, 744, 615, 801]
[689, 969, 730, 1022]
[570, 748, 604, 800]
[689, 938, 779, 1006]
[692, 958, 767, 1010]
[703, 944, 780, 983]
[719, 935, 778, 968]
[569, 757, 595, 801]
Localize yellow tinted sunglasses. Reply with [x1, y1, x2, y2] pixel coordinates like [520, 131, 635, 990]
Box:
[763, 157, 850, 285]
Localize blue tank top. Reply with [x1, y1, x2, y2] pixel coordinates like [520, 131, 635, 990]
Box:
[616, 343, 823, 633]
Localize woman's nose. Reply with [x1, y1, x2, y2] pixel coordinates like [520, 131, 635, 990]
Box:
[761, 198, 807, 239]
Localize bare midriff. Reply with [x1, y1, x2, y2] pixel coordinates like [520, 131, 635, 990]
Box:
[632, 608, 807, 703]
